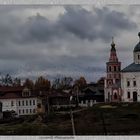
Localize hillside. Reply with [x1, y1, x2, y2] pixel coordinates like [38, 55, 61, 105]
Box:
[1, 102, 140, 135]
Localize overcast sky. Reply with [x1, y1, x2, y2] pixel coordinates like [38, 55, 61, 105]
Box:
[0, 5, 140, 82]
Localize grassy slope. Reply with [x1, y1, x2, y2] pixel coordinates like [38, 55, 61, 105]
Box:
[1, 102, 140, 135]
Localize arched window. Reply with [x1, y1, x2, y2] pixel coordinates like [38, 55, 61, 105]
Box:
[118, 67, 120, 71]
[109, 66, 111, 72]
[114, 93, 117, 99]
[114, 66, 116, 71]
[108, 92, 110, 99]
[127, 92, 130, 98]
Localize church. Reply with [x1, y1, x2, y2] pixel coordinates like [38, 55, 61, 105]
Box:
[121, 33, 140, 102]
[104, 32, 140, 102]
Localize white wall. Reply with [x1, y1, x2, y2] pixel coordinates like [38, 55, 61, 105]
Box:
[0, 97, 39, 116]
[134, 52, 140, 64]
[0, 99, 17, 112]
[17, 98, 38, 116]
[121, 72, 140, 102]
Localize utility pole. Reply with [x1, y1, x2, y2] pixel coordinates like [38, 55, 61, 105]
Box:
[100, 111, 107, 135]
[70, 109, 75, 135]
[70, 96, 76, 135]
[47, 95, 50, 115]
[74, 85, 79, 107]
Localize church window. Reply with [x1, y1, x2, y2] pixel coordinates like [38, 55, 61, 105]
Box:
[133, 81, 136, 87]
[114, 66, 116, 71]
[118, 67, 120, 71]
[127, 92, 130, 98]
[127, 81, 130, 87]
[114, 93, 117, 99]
[138, 55, 140, 60]
[108, 92, 110, 99]
[109, 66, 111, 72]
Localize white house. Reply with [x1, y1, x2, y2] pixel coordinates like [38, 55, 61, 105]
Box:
[121, 33, 140, 102]
[0, 87, 42, 116]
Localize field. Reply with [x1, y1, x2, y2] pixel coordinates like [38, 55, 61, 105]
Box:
[1, 102, 140, 135]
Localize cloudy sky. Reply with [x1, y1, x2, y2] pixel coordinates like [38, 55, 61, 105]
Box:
[0, 5, 140, 82]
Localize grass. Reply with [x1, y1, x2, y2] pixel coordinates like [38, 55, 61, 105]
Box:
[1, 102, 140, 135]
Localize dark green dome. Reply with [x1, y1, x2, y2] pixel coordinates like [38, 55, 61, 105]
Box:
[134, 42, 140, 52]
[134, 32, 140, 52]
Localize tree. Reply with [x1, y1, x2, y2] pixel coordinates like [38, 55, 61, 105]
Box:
[52, 78, 61, 89]
[1, 74, 13, 86]
[52, 77, 73, 90]
[61, 77, 73, 89]
[35, 76, 51, 91]
[23, 78, 34, 90]
[74, 76, 87, 89]
[13, 78, 21, 87]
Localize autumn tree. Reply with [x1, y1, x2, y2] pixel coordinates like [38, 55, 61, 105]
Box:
[23, 78, 34, 90]
[34, 76, 51, 91]
[74, 76, 87, 89]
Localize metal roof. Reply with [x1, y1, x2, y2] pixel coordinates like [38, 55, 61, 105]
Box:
[121, 63, 140, 72]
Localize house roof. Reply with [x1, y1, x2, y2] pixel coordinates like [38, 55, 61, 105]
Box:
[48, 90, 72, 98]
[82, 86, 104, 96]
[0, 86, 37, 99]
[0, 86, 24, 93]
[0, 92, 37, 99]
[121, 63, 140, 72]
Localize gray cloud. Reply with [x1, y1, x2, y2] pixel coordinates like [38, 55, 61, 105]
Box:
[0, 6, 138, 82]
[7, 6, 137, 44]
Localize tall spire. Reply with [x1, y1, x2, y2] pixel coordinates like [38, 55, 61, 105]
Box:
[111, 37, 116, 51]
[111, 37, 115, 45]
[109, 37, 118, 62]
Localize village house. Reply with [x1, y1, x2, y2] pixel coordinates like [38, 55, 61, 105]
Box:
[0, 86, 44, 117]
[76, 78, 104, 107]
[48, 90, 76, 111]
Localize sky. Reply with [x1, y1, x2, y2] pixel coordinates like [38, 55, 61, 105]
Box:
[0, 5, 140, 82]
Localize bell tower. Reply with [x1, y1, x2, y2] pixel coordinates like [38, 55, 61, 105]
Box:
[104, 38, 121, 102]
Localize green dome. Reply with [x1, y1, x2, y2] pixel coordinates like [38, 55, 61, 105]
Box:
[134, 42, 140, 52]
[134, 32, 140, 52]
